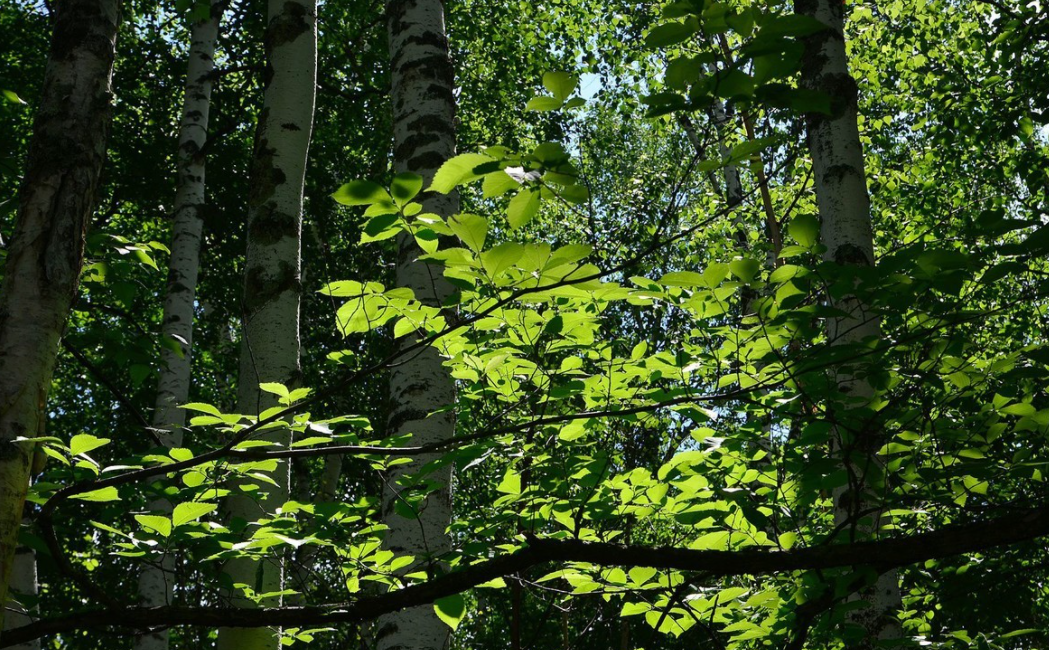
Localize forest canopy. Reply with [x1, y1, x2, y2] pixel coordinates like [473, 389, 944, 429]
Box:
[1, 0, 1048, 649]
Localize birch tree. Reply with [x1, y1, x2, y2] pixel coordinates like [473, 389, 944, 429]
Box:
[215, 0, 316, 647]
[375, 0, 458, 647]
[796, 0, 903, 645]
[4, 544, 37, 650]
[0, 0, 120, 640]
[134, 3, 226, 650]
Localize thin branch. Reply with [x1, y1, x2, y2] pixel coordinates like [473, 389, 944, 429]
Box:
[61, 339, 161, 444]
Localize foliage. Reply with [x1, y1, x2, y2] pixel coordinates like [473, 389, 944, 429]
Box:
[2, 0, 1049, 649]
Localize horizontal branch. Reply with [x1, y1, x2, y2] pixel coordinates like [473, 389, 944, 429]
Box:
[5, 503, 1049, 647]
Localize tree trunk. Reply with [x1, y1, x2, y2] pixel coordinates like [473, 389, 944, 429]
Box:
[0, 0, 119, 639]
[134, 4, 225, 650]
[4, 526, 38, 650]
[375, 0, 458, 649]
[216, 0, 316, 647]
[795, 0, 903, 646]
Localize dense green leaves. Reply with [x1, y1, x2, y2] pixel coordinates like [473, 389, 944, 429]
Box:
[6, 0, 1049, 649]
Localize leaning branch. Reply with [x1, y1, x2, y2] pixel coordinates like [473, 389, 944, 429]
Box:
[5, 504, 1049, 646]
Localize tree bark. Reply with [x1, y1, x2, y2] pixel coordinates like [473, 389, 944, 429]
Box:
[216, 0, 316, 648]
[4, 533, 38, 650]
[134, 4, 226, 650]
[0, 0, 119, 640]
[795, 0, 903, 646]
[375, 0, 458, 648]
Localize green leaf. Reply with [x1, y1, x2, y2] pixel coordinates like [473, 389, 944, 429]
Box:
[481, 243, 525, 278]
[526, 96, 563, 112]
[70, 486, 120, 502]
[434, 593, 467, 630]
[788, 213, 819, 247]
[135, 514, 172, 537]
[629, 566, 657, 585]
[70, 434, 111, 457]
[2, 89, 27, 105]
[482, 171, 519, 198]
[660, 271, 705, 287]
[172, 502, 217, 527]
[507, 188, 540, 229]
[496, 470, 522, 494]
[542, 72, 578, 102]
[169, 448, 194, 462]
[332, 180, 392, 206]
[729, 258, 760, 283]
[429, 154, 499, 193]
[645, 21, 696, 47]
[390, 173, 423, 205]
[361, 213, 402, 243]
[714, 69, 755, 99]
[665, 56, 701, 90]
[181, 402, 222, 416]
[259, 382, 291, 400]
[448, 214, 488, 252]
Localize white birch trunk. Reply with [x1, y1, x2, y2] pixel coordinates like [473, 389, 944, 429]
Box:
[5, 534, 38, 650]
[216, 0, 316, 647]
[0, 0, 119, 641]
[709, 99, 744, 209]
[134, 5, 225, 650]
[375, 0, 458, 648]
[796, 0, 903, 645]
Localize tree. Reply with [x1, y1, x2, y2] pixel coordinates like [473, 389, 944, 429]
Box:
[795, 0, 903, 644]
[373, 0, 459, 647]
[3, 1, 1049, 649]
[217, 0, 317, 647]
[0, 0, 120, 640]
[136, 4, 227, 650]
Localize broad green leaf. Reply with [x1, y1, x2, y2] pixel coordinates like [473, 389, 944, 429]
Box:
[390, 173, 423, 205]
[507, 188, 540, 229]
[525, 96, 563, 112]
[70, 434, 111, 457]
[629, 566, 657, 585]
[135, 514, 172, 537]
[429, 153, 499, 193]
[181, 402, 222, 416]
[645, 21, 696, 47]
[169, 448, 193, 462]
[70, 486, 121, 502]
[482, 170, 519, 198]
[665, 56, 701, 90]
[542, 72, 578, 101]
[259, 382, 291, 400]
[481, 243, 525, 277]
[434, 594, 466, 630]
[448, 214, 488, 252]
[714, 69, 755, 99]
[729, 258, 760, 282]
[660, 271, 705, 287]
[332, 180, 391, 206]
[496, 470, 522, 494]
[172, 502, 217, 527]
[788, 213, 819, 247]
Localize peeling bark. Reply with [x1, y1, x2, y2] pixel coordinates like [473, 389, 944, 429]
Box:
[134, 5, 226, 650]
[0, 0, 119, 640]
[376, 0, 458, 648]
[217, 0, 316, 647]
[796, 0, 903, 645]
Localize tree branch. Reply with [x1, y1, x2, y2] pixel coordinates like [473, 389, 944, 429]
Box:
[5, 504, 1049, 646]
